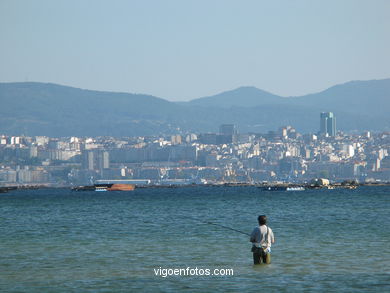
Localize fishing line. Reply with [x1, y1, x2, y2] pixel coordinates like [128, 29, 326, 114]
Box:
[184, 215, 250, 236]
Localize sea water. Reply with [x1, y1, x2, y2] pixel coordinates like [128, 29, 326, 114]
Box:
[0, 186, 389, 292]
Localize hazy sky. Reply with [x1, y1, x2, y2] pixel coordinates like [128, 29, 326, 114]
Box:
[1, 0, 389, 101]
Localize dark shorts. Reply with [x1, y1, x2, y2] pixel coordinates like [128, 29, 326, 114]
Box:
[252, 247, 271, 264]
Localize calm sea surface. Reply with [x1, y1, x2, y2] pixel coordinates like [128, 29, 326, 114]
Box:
[0, 186, 389, 292]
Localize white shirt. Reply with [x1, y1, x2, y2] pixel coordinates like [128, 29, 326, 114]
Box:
[250, 225, 275, 248]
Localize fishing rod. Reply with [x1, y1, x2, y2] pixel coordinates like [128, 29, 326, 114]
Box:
[204, 221, 251, 236]
[185, 215, 251, 236]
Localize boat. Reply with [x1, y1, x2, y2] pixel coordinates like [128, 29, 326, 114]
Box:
[259, 185, 305, 191]
[286, 186, 305, 191]
[260, 186, 287, 191]
[95, 185, 108, 192]
[72, 184, 135, 192]
[106, 183, 135, 191]
[72, 185, 95, 191]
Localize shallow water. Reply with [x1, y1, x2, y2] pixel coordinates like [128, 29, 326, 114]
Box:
[0, 186, 389, 292]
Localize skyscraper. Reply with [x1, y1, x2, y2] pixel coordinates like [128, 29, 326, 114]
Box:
[320, 112, 336, 136]
[219, 124, 238, 144]
[219, 124, 237, 136]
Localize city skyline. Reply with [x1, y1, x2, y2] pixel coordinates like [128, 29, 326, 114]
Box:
[1, 121, 389, 186]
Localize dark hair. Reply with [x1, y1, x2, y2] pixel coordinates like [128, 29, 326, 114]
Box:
[258, 215, 267, 225]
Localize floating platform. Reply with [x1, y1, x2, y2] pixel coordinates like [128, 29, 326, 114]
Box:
[0, 186, 18, 193]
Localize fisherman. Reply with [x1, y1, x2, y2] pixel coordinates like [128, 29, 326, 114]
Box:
[250, 215, 275, 264]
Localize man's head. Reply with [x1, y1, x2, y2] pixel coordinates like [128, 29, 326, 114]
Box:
[258, 215, 267, 226]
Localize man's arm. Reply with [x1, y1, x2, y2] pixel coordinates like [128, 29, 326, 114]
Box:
[250, 228, 257, 243]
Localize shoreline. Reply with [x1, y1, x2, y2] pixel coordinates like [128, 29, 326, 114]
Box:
[1, 182, 390, 192]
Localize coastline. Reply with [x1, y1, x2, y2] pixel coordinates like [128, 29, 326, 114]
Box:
[1, 181, 390, 192]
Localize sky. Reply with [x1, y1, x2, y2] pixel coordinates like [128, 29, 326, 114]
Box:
[0, 0, 389, 101]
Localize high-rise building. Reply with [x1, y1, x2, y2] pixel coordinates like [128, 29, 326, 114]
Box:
[82, 150, 110, 171]
[320, 112, 336, 136]
[219, 124, 238, 143]
[219, 124, 237, 136]
[171, 135, 182, 145]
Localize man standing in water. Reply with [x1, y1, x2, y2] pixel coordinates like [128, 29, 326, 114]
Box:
[250, 215, 275, 264]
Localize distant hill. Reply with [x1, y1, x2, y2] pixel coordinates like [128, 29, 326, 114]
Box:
[187, 79, 390, 116]
[187, 86, 284, 108]
[184, 79, 390, 133]
[289, 79, 390, 117]
[0, 82, 183, 137]
[0, 79, 389, 137]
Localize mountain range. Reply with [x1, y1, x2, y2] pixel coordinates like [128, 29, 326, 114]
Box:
[0, 79, 389, 137]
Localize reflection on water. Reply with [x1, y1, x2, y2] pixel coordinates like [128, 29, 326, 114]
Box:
[0, 186, 389, 292]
